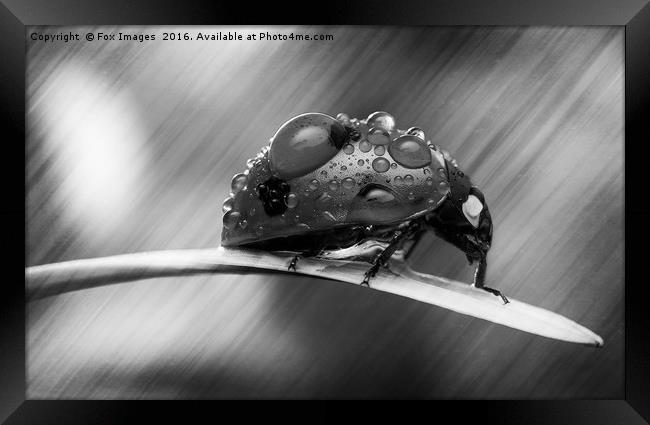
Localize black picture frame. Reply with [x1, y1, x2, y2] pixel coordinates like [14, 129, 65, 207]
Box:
[2, 0, 648, 423]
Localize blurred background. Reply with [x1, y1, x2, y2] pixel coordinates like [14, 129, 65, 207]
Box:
[26, 26, 623, 398]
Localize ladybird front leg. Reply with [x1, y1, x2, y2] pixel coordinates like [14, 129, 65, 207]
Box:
[473, 255, 509, 304]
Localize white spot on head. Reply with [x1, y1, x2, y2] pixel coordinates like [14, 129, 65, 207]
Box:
[462, 194, 483, 227]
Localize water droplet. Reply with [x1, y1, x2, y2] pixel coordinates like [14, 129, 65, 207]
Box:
[362, 187, 395, 203]
[328, 179, 340, 192]
[372, 157, 390, 173]
[388, 135, 432, 169]
[342, 177, 356, 190]
[285, 193, 299, 208]
[394, 176, 403, 184]
[341, 165, 347, 171]
[322, 211, 337, 222]
[350, 118, 360, 128]
[317, 193, 332, 203]
[357, 159, 365, 166]
[223, 211, 241, 230]
[458, 170, 465, 177]
[427, 198, 437, 207]
[337, 112, 351, 126]
[231, 173, 248, 193]
[296, 223, 311, 231]
[423, 168, 431, 175]
[269, 113, 346, 179]
[343, 143, 355, 155]
[437, 168, 447, 178]
[309, 179, 320, 190]
[255, 225, 264, 236]
[240, 219, 248, 229]
[366, 111, 396, 132]
[320, 170, 328, 177]
[438, 181, 449, 191]
[359, 140, 372, 153]
[222, 198, 234, 213]
[407, 192, 415, 201]
[404, 174, 415, 185]
[426, 177, 434, 186]
[367, 128, 391, 146]
[406, 127, 426, 140]
[390, 163, 397, 169]
[246, 158, 256, 168]
[374, 145, 385, 156]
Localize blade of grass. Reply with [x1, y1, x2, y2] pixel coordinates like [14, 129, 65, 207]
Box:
[26, 247, 603, 347]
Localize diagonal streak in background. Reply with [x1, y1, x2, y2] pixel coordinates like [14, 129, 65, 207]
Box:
[26, 26, 623, 398]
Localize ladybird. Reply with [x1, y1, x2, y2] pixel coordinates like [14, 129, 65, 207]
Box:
[221, 111, 508, 303]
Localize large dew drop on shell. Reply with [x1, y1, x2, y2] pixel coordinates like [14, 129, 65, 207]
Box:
[388, 135, 432, 169]
[223, 211, 241, 230]
[366, 111, 396, 132]
[269, 113, 348, 180]
[367, 128, 391, 146]
[347, 184, 405, 224]
[231, 173, 248, 193]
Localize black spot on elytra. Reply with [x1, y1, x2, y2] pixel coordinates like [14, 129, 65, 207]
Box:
[257, 177, 290, 216]
[345, 126, 361, 142]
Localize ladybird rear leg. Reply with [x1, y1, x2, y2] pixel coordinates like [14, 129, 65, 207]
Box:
[473, 256, 509, 304]
[287, 249, 321, 272]
[288, 255, 299, 272]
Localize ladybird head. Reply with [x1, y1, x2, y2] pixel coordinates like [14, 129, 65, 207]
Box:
[463, 186, 493, 258]
[426, 160, 493, 263]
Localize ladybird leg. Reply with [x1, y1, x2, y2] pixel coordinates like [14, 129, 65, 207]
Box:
[362, 263, 380, 286]
[473, 256, 509, 304]
[288, 255, 299, 272]
[361, 225, 422, 286]
[288, 249, 322, 272]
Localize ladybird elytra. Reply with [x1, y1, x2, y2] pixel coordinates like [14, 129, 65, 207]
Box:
[221, 112, 454, 247]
